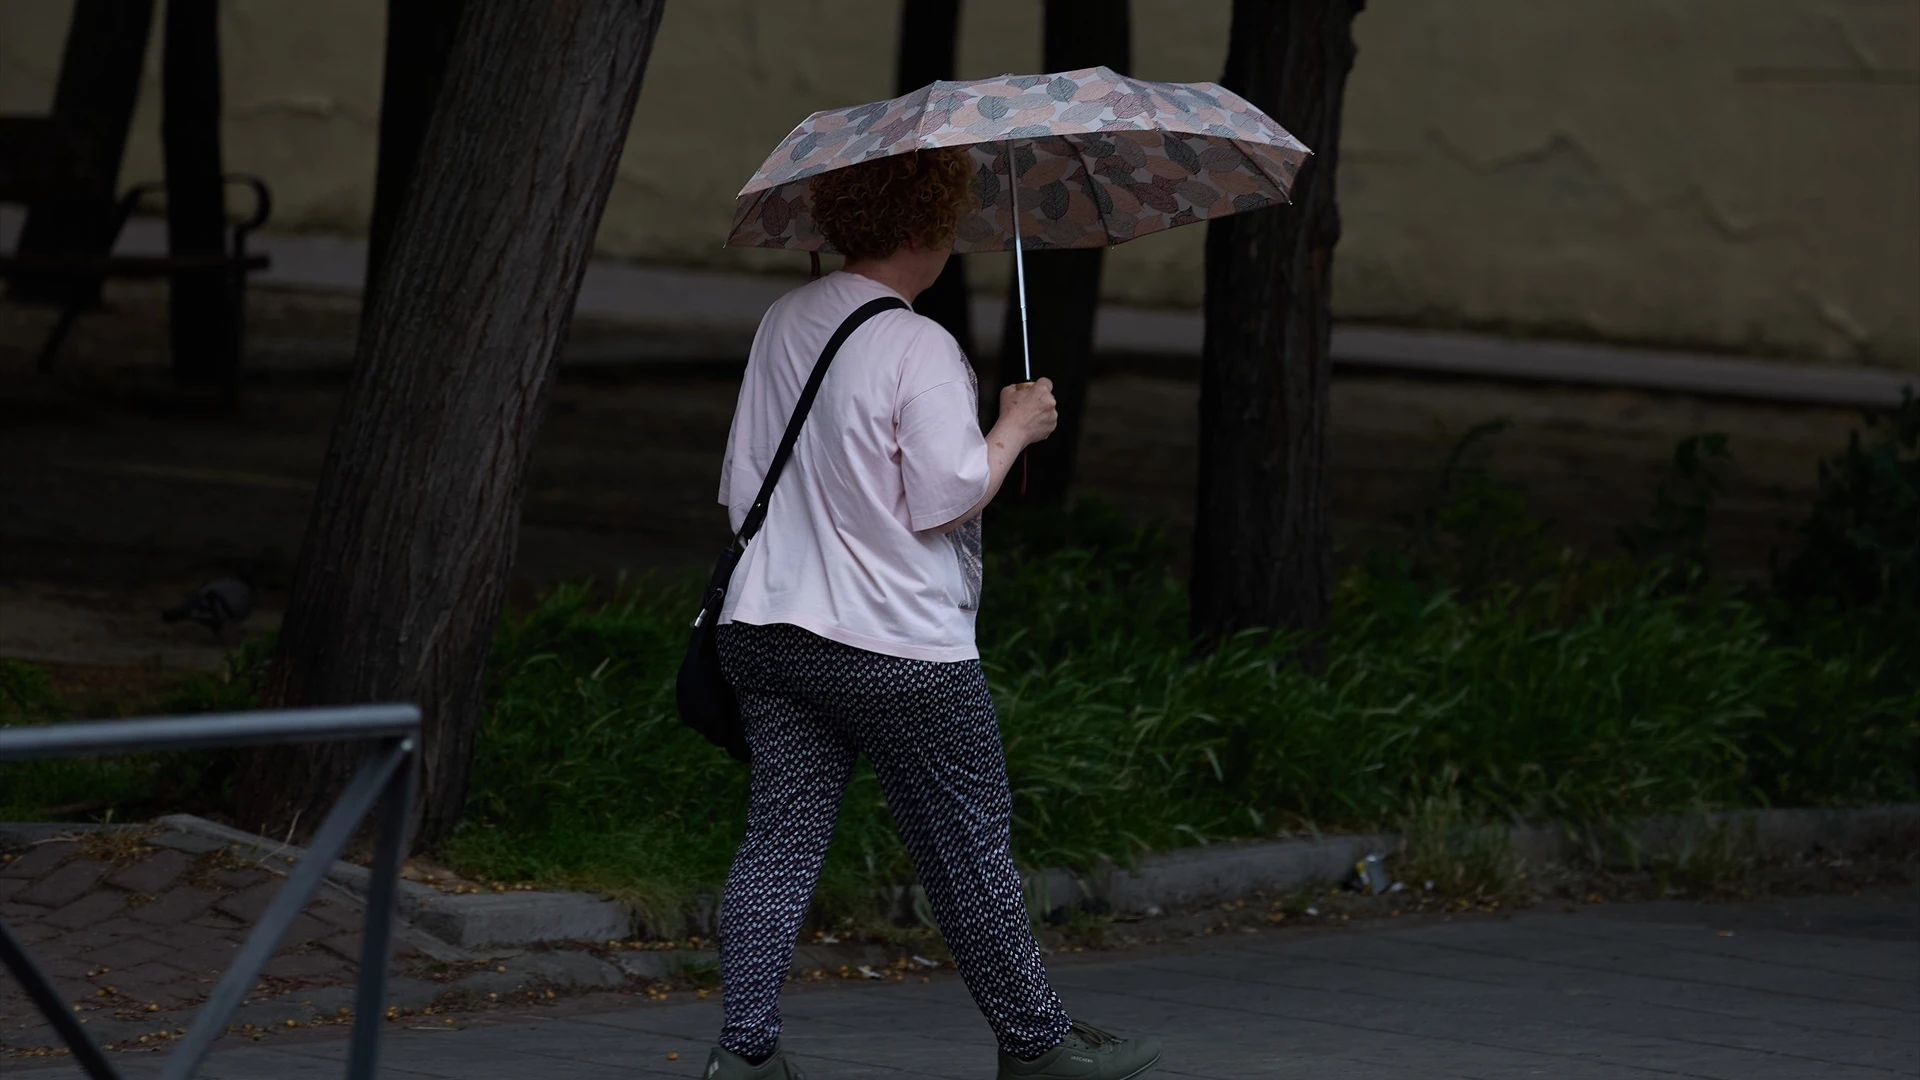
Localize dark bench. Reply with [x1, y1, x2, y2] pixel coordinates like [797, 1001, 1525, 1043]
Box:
[0, 115, 272, 373]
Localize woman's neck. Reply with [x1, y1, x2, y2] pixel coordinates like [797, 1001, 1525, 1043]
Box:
[842, 256, 924, 303]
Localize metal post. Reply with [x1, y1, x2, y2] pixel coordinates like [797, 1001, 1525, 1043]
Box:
[348, 736, 417, 1079]
[156, 743, 407, 1080]
[1005, 139, 1032, 382]
[0, 704, 419, 1080]
[0, 706, 420, 760]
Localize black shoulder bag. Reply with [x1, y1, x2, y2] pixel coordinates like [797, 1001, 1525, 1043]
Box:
[676, 296, 908, 762]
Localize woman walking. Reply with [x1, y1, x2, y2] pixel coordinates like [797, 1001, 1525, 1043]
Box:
[704, 147, 1162, 1080]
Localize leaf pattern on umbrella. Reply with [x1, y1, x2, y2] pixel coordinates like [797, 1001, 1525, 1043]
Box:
[1025, 155, 1073, 185]
[788, 131, 823, 163]
[1161, 133, 1203, 175]
[1089, 180, 1115, 219]
[1038, 181, 1071, 221]
[1060, 101, 1107, 126]
[874, 116, 916, 148]
[1175, 179, 1219, 207]
[1199, 146, 1245, 173]
[1011, 143, 1040, 177]
[1111, 133, 1149, 169]
[1131, 182, 1180, 215]
[760, 195, 792, 236]
[970, 164, 1002, 211]
[847, 101, 890, 134]
[728, 66, 1310, 254]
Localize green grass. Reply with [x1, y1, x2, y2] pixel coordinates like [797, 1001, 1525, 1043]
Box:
[437, 502, 1918, 924]
[0, 649, 262, 821]
[7, 425, 1916, 929]
[1, 659, 174, 820]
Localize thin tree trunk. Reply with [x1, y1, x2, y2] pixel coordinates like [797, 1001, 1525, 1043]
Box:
[366, 0, 468, 298]
[7, 0, 154, 306]
[232, 0, 668, 851]
[996, 0, 1129, 504]
[1190, 0, 1363, 644]
[162, 0, 238, 391]
[896, 0, 973, 358]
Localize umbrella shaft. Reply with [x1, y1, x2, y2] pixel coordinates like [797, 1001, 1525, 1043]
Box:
[1007, 140, 1031, 382]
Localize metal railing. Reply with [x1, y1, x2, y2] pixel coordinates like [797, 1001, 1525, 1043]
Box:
[0, 705, 421, 1080]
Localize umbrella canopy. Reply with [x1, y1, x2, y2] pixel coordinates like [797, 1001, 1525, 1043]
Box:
[727, 66, 1311, 255]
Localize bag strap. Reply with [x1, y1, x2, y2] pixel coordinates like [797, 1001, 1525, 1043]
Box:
[733, 295, 908, 549]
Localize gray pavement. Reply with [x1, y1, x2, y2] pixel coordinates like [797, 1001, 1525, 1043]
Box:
[3, 208, 1911, 408]
[14, 888, 1916, 1079]
[189, 223, 1920, 409]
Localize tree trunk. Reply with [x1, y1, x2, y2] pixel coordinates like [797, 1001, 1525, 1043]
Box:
[7, 0, 154, 307]
[995, 0, 1129, 504]
[366, 0, 468, 298]
[232, 0, 667, 851]
[1190, 0, 1363, 643]
[895, 0, 973, 358]
[162, 0, 239, 391]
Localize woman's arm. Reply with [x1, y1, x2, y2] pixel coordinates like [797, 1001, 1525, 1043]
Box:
[932, 378, 1057, 534]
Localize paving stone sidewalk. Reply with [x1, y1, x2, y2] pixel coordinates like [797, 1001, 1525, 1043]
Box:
[2, 823, 878, 1062]
[0, 826, 438, 1053]
[12, 885, 1915, 1079]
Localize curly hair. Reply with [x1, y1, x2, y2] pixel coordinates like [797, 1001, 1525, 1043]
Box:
[809, 147, 975, 260]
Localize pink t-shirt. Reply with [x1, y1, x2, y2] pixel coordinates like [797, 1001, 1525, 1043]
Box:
[717, 272, 989, 662]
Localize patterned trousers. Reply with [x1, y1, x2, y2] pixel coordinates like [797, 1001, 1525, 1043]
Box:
[714, 621, 1071, 1060]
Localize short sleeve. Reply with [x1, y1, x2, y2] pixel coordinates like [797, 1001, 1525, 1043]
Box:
[897, 363, 989, 531]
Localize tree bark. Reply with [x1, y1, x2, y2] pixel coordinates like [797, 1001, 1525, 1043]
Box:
[995, 0, 1129, 504]
[366, 0, 468, 298]
[895, 0, 974, 358]
[7, 0, 154, 307]
[162, 0, 239, 391]
[1190, 0, 1363, 643]
[232, 0, 667, 851]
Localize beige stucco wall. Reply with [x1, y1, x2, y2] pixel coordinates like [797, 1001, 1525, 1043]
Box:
[3, 1, 1916, 368]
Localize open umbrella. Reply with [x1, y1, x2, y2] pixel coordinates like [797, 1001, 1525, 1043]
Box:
[728, 66, 1312, 380]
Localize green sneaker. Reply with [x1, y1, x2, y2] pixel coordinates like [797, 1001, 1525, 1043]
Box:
[997, 1021, 1162, 1080]
[703, 1046, 807, 1080]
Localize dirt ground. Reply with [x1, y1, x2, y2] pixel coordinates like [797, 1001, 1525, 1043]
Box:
[1, 283, 1868, 678]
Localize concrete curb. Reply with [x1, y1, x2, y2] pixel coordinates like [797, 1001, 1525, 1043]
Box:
[1011, 806, 1920, 919]
[1098, 832, 1401, 913]
[153, 814, 632, 951]
[1508, 804, 1920, 866]
[881, 805, 1920, 929]
[1093, 805, 1920, 914]
[62, 803, 1909, 949]
[0, 822, 122, 845]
